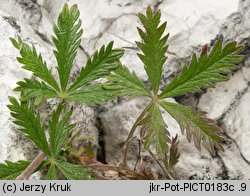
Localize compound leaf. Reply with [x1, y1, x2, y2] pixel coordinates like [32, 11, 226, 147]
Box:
[10, 38, 60, 91]
[0, 160, 31, 180]
[69, 41, 124, 92]
[136, 7, 169, 94]
[104, 65, 151, 98]
[160, 41, 244, 98]
[160, 101, 224, 154]
[56, 161, 93, 180]
[53, 4, 83, 91]
[7, 97, 51, 156]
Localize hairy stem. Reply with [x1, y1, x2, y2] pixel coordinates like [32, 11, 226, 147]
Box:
[122, 102, 152, 166]
[16, 152, 46, 180]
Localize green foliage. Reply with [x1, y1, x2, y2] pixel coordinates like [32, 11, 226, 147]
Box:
[2, 3, 244, 180]
[3, 3, 125, 180]
[69, 41, 124, 92]
[10, 4, 123, 105]
[67, 84, 114, 105]
[49, 103, 76, 157]
[45, 164, 58, 180]
[106, 6, 244, 178]
[56, 161, 93, 180]
[14, 78, 58, 101]
[160, 41, 244, 98]
[160, 101, 223, 154]
[138, 103, 170, 160]
[9, 38, 60, 91]
[105, 65, 151, 98]
[7, 96, 90, 180]
[0, 161, 31, 180]
[7, 96, 51, 156]
[136, 7, 169, 94]
[53, 4, 83, 91]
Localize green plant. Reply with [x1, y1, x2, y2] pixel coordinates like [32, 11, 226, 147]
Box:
[105, 7, 244, 178]
[0, 4, 123, 180]
[0, 5, 244, 180]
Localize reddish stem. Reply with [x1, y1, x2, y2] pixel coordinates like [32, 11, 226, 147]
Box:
[16, 152, 46, 180]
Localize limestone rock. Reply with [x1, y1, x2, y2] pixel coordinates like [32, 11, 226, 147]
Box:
[1, 0, 250, 180]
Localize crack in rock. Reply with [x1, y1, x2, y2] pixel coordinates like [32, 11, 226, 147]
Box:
[2, 16, 21, 32]
[92, 105, 110, 164]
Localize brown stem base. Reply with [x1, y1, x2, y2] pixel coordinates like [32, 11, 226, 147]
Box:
[16, 152, 46, 180]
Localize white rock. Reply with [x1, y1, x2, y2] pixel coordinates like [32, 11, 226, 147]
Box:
[70, 103, 99, 154]
[1, 0, 250, 180]
[159, 0, 240, 58]
[100, 97, 225, 179]
[0, 11, 35, 162]
[100, 97, 150, 164]
[224, 90, 250, 162]
[198, 67, 250, 119]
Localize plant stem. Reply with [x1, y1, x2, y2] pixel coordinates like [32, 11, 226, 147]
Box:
[134, 139, 141, 171]
[122, 102, 152, 166]
[147, 149, 173, 180]
[16, 152, 46, 180]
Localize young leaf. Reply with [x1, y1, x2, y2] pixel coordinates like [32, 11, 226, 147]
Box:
[136, 6, 169, 94]
[14, 78, 58, 101]
[10, 38, 60, 91]
[164, 135, 180, 170]
[67, 84, 114, 105]
[49, 106, 76, 157]
[56, 161, 93, 180]
[168, 136, 180, 168]
[0, 160, 31, 180]
[7, 97, 51, 156]
[104, 65, 152, 98]
[160, 41, 244, 98]
[68, 42, 124, 92]
[139, 103, 171, 159]
[160, 101, 224, 154]
[45, 164, 58, 180]
[53, 4, 83, 91]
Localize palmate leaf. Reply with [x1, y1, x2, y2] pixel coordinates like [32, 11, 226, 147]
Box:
[53, 4, 83, 91]
[104, 65, 151, 98]
[14, 78, 58, 101]
[49, 104, 76, 157]
[160, 101, 224, 154]
[68, 41, 124, 92]
[138, 103, 171, 159]
[10, 38, 60, 91]
[56, 161, 93, 180]
[7, 97, 51, 155]
[136, 6, 169, 94]
[0, 160, 31, 180]
[67, 84, 114, 105]
[160, 41, 244, 98]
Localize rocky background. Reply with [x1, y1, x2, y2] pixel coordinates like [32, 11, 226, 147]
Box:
[0, 0, 250, 179]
